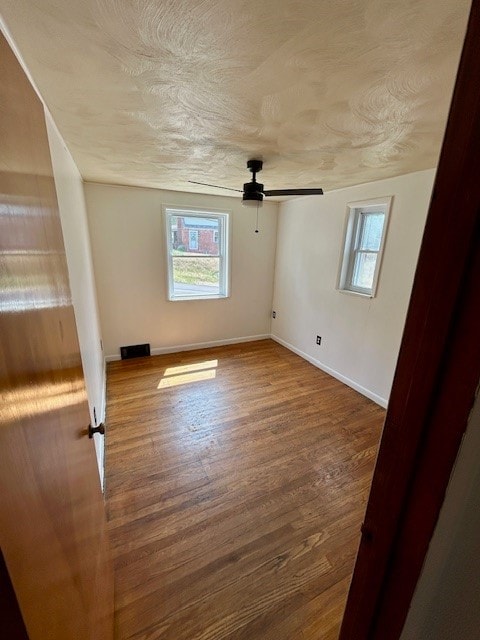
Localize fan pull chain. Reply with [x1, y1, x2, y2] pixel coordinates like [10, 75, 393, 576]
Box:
[255, 202, 259, 233]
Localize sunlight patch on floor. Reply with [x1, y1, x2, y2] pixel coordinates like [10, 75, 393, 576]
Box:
[157, 359, 218, 388]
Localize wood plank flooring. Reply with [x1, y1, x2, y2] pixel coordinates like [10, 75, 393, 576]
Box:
[105, 339, 385, 640]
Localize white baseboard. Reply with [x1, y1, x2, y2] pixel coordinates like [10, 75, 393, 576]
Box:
[271, 334, 388, 408]
[104, 334, 270, 363]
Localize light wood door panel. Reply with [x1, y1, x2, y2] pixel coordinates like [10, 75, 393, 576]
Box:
[0, 32, 113, 639]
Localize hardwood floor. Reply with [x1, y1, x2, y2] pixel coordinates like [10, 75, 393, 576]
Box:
[105, 339, 384, 640]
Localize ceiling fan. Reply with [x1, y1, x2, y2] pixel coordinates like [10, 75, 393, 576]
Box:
[189, 159, 323, 207]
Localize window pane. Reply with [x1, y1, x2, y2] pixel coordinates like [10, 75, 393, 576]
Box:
[166, 209, 229, 300]
[359, 213, 384, 251]
[352, 252, 377, 290]
[172, 256, 220, 297]
[172, 216, 220, 256]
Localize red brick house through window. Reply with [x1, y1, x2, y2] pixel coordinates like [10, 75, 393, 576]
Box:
[172, 216, 219, 255]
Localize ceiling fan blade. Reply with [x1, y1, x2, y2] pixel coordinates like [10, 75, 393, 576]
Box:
[188, 180, 243, 192]
[263, 188, 324, 196]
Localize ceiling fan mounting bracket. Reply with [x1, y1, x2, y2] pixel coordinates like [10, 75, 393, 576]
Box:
[247, 159, 263, 175]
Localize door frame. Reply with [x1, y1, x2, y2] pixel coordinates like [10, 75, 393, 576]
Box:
[340, 1, 480, 637]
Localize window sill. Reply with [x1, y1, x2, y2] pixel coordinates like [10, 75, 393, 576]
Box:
[337, 288, 373, 299]
[168, 294, 230, 302]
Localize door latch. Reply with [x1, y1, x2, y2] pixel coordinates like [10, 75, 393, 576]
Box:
[88, 423, 105, 438]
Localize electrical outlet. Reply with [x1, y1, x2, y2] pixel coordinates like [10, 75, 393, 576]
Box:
[272, 310, 276, 319]
[316, 335, 322, 346]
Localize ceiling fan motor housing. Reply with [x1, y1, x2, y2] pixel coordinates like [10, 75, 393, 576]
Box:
[243, 180, 264, 203]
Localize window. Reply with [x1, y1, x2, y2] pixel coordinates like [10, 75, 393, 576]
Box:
[164, 207, 229, 300]
[338, 197, 392, 297]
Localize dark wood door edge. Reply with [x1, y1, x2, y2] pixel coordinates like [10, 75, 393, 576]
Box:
[373, 212, 480, 638]
[339, 1, 480, 638]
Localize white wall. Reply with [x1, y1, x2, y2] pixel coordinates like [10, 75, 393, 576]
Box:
[271, 169, 435, 406]
[84, 183, 278, 359]
[400, 386, 480, 640]
[46, 117, 106, 487]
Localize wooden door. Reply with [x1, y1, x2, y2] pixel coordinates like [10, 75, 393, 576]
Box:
[0, 32, 114, 639]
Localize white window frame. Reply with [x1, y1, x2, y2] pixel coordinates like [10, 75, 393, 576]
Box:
[163, 206, 230, 301]
[338, 196, 392, 298]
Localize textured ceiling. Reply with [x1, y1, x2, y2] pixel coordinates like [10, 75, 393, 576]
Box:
[0, 0, 470, 197]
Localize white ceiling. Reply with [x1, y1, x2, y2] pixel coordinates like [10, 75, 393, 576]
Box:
[0, 0, 470, 198]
